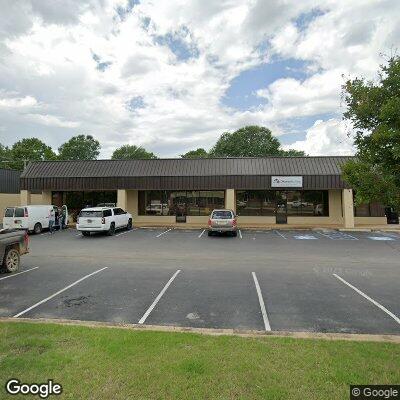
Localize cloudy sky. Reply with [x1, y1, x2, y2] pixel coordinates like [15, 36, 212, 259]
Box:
[0, 0, 399, 158]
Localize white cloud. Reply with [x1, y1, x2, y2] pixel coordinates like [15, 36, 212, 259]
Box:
[284, 118, 355, 155]
[0, 95, 37, 108]
[258, 69, 344, 119]
[25, 113, 80, 128]
[0, 0, 398, 157]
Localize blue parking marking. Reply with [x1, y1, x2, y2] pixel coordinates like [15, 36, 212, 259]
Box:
[368, 236, 395, 241]
[318, 231, 358, 240]
[293, 234, 318, 240]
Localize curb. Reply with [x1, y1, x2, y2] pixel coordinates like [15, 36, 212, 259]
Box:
[1, 317, 399, 343]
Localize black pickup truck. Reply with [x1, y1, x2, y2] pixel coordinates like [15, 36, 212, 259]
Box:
[0, 229, 29, 273]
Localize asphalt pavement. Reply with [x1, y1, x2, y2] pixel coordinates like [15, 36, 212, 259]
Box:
[1, 226, 399, 335]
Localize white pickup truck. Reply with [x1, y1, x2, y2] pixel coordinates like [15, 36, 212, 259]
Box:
[76, 207, 133, 236]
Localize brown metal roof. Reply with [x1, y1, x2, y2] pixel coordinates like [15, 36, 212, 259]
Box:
[20, 156, 353, 191]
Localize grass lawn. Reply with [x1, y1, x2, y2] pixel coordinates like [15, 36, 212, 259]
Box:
[0, 322, 399, 399]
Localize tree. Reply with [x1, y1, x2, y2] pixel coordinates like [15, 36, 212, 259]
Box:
[209, 125, 305, 157]
[111, 145, 157, 160]
[282, 148, 306, 157]
[180, 148, 208, 158]
[342, 56, 400, 209]
[58, 135, 101, 160]
[9, 138, 57, 170]
[0, 143, 12, 168]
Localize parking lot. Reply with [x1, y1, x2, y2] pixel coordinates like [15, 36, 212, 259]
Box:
[1, 226, 399, 335]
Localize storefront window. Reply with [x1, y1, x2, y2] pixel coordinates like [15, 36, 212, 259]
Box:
[138, 190, 225, 216]
[53, 191, 117, 221]
[236, 190, 276, 216]
[236, 190, 329, 216]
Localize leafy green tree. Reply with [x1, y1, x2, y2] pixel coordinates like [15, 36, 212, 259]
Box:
[282, 148, 306, 157]
[342, 57, 400, 209]
[209, 125, 305, 157]
[58, 135, 101, 160]
[9, 138, 56, 170]
[111, 145, 157, 160]
[0, 143, 12, 168]
[180, 148, 208, 158]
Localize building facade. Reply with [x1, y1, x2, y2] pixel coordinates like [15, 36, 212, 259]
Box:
[19, 157, 389, 228]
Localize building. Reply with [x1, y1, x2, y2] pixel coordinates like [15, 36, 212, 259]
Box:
[17, 156, 390, 229]
[0, 168, 45, 221]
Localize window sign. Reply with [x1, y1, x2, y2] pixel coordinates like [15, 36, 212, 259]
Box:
[271, 176, 303, 188]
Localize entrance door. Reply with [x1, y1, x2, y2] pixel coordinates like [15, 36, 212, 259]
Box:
[275, 191, 287, 224]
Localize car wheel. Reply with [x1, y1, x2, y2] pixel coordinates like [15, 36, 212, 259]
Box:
[232, 231, 237, 237]
[33, 223, 42, 234]
[3, 248, 20, 273]
[127, 219, 133, 230]
[107, 223, 115, 236]
[207, 231, 212, 236]
[82, 231, 90, 237]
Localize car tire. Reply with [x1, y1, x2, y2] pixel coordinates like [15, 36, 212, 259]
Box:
[127, 219, 133, 230]
[207, 231, 212, 236]
[3, 247, 20, 273]
[33, 223, 42, 234]
[107, 223, 115, 236]
[82, 231, 90, 237]
[232, 231, 237, 237]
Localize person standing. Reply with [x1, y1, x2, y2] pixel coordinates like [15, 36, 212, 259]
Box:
[48, 208, 55, 234]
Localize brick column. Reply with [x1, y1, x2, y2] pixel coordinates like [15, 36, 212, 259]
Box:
[342, 189, 355, 228]
[225, 189, 236, 213]
[117, 189, 128, 210]
[20, 190, 31, 206]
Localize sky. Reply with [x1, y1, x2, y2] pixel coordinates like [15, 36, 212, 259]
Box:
[0, 0, 399, 158]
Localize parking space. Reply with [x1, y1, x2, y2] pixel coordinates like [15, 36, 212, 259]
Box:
[1, 226, 399, 335]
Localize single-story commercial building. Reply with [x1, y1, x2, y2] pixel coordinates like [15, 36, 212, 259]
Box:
[0, 168, 44, 221]
[17, 156, 392, 229]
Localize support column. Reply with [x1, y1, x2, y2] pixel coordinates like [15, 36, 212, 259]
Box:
[117, 189, 128, 210]
[20, 190, 31, 206]
[225, 189, 236, 213]
[42, 191, 52, 205]
[127, 190, 138, 216]
[342, 189, 355, 228]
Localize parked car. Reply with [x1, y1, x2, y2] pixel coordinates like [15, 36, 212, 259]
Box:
[208, 209, 237, 236]
[3, 205, 68, 234]
[0, 229, 29, 272]
[76, 207, 132, 236]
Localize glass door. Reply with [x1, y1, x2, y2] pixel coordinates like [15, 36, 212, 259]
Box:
[275, 191, 287, 224]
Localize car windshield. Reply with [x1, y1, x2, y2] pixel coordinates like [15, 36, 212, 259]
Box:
[212, 211, 233, 219]
[80, 210, 103, 218]
[14, 208, 25, 217]
[4, 208, 14, 217]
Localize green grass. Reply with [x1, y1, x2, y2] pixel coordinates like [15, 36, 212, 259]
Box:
[0, 322, 399, 399]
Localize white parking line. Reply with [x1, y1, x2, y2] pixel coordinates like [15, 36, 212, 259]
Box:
[138, 269, 181, 324]
[0, 267, 39, 281]
[115, 228, 138, 237]
[333, 273, 400, 325]
[252, 272, 271, 331]
[238, 229, 242, 239]
[198, 229, 206, 238]
[274, 230, 286, 239]
[156, 228, 172, 238]
[13, 267, 108, 318]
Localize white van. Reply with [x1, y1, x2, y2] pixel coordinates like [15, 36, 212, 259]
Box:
[3, 205, 68, 234]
